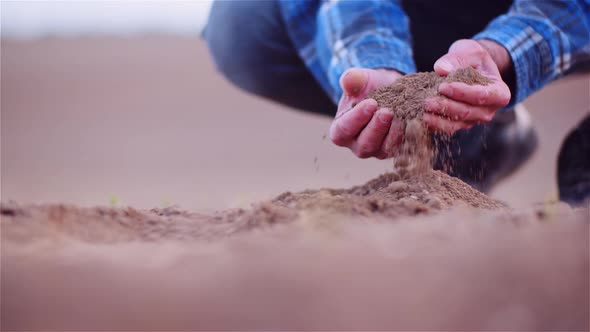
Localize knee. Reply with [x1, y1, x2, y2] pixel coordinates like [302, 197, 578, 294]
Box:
[203, 1, 239, 77]
[204, 1, 272, 93]
[204, 1, 239, 70]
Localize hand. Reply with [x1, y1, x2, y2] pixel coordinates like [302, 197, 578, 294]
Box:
[329, 68, 404, 159]
[424, 39, 512, 133]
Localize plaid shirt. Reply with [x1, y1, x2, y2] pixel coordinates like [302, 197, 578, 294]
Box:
[278, 0, 590, 107]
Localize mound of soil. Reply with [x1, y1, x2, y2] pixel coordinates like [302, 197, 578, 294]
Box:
[0, 168, 505, 243]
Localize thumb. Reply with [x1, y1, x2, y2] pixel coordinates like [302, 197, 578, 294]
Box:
[433, 54, 461, 76]
[340, 68, 369, 97]
[435, 39, 491, 76]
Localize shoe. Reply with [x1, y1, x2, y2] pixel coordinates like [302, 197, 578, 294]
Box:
[557, 114, 590, 206]
[433, 104, 538, 193]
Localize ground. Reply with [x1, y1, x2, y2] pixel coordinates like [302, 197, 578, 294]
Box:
[1, 37, 589, 330]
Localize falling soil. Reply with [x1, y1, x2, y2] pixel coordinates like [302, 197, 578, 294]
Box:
[369, 67, 493, 179]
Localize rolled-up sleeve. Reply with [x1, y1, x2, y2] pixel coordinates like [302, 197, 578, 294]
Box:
[315, 0, 416, 102]
[474, 0, 590, 108]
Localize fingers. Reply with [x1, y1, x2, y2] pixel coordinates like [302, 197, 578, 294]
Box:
[351, 108, 393, 158]
[438, 81, 510, 107]
[433, 39, 490, 76]
[330, 102, 402, 159]
[379, 118, 403, 159]
[340, 68, 369, 97]
[434, 55, 462, 76]
[339, 68, 400, 98]
[423, 113, 473, 134]
[425, 96, 495, 123]
[330, 99, 377, 146]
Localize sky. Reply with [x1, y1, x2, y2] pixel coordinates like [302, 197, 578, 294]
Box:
[1, 1, 213, 38]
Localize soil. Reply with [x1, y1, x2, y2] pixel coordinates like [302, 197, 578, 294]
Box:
[0, 169, 505, 243]
[368, 67, 492, 122]
[369, 67, 493, 178]
[2, 200, 588, 330]
[2, 64, 587, 330]
[4, 168, 586, 331]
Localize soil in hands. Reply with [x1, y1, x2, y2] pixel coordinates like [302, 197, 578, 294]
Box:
[368, 67, 492, 122]
[367, 67, 492, 177]
[365, 67, 494, 204]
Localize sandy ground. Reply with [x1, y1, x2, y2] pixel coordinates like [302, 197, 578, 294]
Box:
[2, 37, 589, 330]
[2, 201, 589, 330]
[2, 37, 589, 211]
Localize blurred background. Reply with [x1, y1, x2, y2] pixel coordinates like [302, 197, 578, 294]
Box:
[1, 1, 589, 211]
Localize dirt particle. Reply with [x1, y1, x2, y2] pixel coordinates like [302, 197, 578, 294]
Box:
[388, 181, 409, 193]
[1, 207, 17, 216]
[426, 197, 443, 209]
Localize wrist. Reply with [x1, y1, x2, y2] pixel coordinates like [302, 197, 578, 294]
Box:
[476, 39, 515, 91]
[476, 39, 513, 78]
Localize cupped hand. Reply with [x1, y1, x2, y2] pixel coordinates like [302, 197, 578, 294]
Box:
[424, 39, 511, 133]
[329, 68, 404, 159]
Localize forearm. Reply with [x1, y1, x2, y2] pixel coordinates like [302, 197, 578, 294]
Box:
[476, 39, 515, 96]
[473, 0, 590, 107]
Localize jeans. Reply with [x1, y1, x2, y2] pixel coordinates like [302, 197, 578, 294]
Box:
[204, 0, 334, 115]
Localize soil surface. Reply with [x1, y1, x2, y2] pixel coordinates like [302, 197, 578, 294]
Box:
[1, 169, 505, 243]
[2, 200, 588, 330]
[2, 170, 587, 330]
[2, 56, 588, 330]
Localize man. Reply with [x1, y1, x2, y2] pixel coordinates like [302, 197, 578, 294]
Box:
[205, 0, 590, 204]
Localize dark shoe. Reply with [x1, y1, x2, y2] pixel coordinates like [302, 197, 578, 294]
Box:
[433, 104, 538, 193]
[557, 114, 590, 206]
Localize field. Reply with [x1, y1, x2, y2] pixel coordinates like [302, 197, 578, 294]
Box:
[1, 37, 589, 330]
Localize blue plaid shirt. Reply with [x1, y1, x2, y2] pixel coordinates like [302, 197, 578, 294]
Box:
[278, 0, 590, 108]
